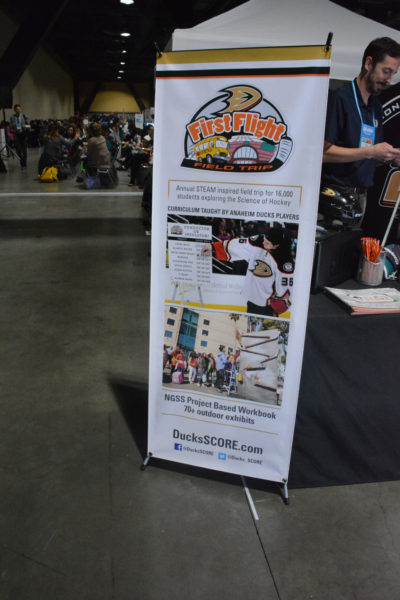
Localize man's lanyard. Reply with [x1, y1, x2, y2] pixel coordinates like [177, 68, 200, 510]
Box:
[352, 80, 375, 148]
[15, 114, 22, 131]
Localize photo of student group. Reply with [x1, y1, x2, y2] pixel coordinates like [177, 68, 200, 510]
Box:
[163, 309, 289, 406]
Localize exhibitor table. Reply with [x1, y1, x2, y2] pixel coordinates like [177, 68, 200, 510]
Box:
[289, 281, 400, 488]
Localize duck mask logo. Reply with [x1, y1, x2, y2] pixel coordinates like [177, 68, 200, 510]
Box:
[181, 85, 293, 173]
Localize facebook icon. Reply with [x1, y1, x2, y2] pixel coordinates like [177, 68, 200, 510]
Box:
[218, 453, 227, 460]
[174, 443, 183, 451]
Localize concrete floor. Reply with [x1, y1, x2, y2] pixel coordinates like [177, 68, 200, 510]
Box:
[1, 149, 400, 600]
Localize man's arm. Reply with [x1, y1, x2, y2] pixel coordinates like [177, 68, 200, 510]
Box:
[323, 140, 400, 164]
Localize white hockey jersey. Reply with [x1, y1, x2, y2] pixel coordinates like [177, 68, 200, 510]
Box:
[213, 237, 294, 307]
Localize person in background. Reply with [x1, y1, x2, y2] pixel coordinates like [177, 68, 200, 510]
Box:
[188, 352, 198, 384]
[38, 123, 78, 175]
[117, 128, 142, 170]
[128, 125, 153, 186]
[206, 353, 216, 386]
[322, 37, 400, 219]
[64, 124, 77, 141]
[197, 352, 208, 387]
[9, 104, 30, 168]
[86, 122, 110, 174]
[215, 345, 228, 391]
[63, 123, 83, 167]
[102, 126, 119, 162]
[175, 350, 186, 375]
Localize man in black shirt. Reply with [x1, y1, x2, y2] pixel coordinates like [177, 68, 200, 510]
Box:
[9, 104, 30, 168]
[322, 38, 400, 218]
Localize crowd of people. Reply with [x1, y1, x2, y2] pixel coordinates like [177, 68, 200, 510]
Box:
[0, 109, 154, 191]
[163, 344, 240, 392]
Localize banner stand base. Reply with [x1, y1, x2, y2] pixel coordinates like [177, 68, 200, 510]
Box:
[140, 453, 152, 471]
[281, 480, 290, 505]
[140, 453, 290, 505]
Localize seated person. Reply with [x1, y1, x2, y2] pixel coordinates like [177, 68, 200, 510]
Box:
[129, 125, 153, 186]
[64, 124, 77, 141]
[38, 124, 78, 175]
[63, 123, 84, 167]
[101, 126, 118, 162]
[86, 122, 110, 174]
[117, 130, 142, 169]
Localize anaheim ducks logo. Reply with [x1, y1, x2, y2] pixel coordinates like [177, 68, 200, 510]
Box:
[182, 84, 292, 173]
[321, 187, 337, 197]
[219, 85, 262, 113]
[250, 260, 273, 277]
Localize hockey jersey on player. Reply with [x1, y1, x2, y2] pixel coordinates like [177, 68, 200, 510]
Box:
[213, 237, 294, 308]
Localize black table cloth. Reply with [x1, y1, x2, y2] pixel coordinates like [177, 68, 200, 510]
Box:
[289, 282, 400, 488]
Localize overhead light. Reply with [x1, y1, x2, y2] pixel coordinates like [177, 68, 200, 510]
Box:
[120, 0, 134, 5]
[120, 32, 131, 37]
[117, 76, 122, 80]
[120, 62, 125, 65]
[118, 70, 124, 73]
[121, 50, 127, 54]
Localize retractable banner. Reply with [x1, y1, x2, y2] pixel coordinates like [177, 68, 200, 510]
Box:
[148, 46, 330, 484]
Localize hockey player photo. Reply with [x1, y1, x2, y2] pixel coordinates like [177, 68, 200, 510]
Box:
[201, 225, 295, 317]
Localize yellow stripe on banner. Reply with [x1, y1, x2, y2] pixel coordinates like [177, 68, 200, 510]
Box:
[158, 46, 332, 66]
[165, 300, 247, 311]
[165, 300, 291, 319]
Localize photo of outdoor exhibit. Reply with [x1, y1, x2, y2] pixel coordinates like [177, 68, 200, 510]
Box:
[166, 214, 298, 319]
[163, 308, 289, 406]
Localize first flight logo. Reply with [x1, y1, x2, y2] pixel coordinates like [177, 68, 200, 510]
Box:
[182, 85, 293, 173]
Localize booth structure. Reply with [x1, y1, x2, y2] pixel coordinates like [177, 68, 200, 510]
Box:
[173, 0, 400, 84]
[171, 0, 400, 488]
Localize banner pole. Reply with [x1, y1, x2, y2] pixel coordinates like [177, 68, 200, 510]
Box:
[140, 453, 152, 471]
[241, 476, 259, 521]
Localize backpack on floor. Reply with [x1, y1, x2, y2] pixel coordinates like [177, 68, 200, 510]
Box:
[84, 174, 100, 189]
[97, 165, 118, 189]
[38, 166, 58, 182]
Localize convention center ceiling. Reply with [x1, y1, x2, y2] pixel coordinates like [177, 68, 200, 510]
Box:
[1, 0, 399, 85]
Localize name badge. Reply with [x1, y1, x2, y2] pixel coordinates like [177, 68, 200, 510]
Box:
[359, 123, 375, 148]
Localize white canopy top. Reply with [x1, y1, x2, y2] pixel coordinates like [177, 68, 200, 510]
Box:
[172, 0, 400, 82]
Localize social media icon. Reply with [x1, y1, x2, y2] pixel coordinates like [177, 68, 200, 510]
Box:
[174, 443, 183, 451]
[218, 452, 227, 460]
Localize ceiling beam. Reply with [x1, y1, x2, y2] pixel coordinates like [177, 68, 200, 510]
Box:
[80, 81, 104, 115]
[0, 0, 71, 106]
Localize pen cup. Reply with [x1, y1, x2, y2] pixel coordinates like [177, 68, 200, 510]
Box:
[357, 251, 385, 286]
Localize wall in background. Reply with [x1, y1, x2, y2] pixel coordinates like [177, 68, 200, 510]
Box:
[0, 9, 74, 120]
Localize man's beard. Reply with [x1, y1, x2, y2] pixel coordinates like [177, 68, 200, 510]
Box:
[366, 72, 389, 96]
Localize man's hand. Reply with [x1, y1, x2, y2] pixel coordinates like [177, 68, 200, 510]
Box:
[369, 142, 400, 163]
[323, 140, 400, 164]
